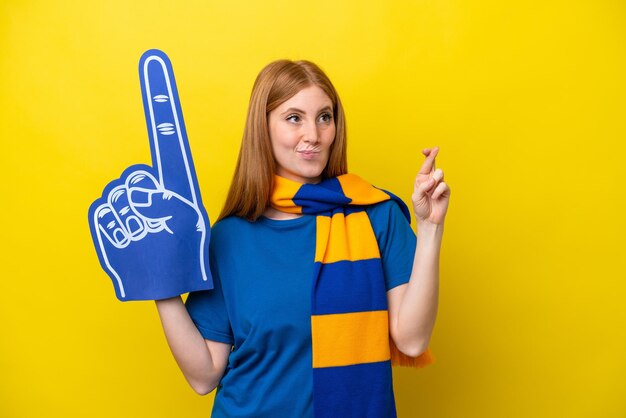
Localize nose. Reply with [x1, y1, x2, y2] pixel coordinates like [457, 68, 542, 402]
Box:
[302, 120, 320, 144]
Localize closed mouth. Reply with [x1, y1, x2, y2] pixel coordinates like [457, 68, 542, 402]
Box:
[297, 150, 320, 160]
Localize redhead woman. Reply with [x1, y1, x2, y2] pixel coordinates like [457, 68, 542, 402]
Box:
[155, 60, 450, 417]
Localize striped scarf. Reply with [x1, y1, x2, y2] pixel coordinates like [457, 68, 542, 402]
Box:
[270, 174, 433, 418]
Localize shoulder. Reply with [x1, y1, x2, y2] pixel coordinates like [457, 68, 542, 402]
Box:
[209, 216, 256, 250]
[365, 198, 403, 215]
[343, 173, 411, 222]
[364, 196, 415, 252]
[211, 215, 249, 234]
[365, 198, 412, 226]
[212, 214, 274, 235]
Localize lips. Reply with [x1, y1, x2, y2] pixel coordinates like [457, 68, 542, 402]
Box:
[297, 150, 320, 160]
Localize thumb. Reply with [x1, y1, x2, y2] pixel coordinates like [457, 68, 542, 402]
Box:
[413, 177, 435, 201]
[128, 189, 191, 220]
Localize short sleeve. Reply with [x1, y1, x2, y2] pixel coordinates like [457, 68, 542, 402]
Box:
[366, 200, 417, 291]
[185, 251, 234, 345]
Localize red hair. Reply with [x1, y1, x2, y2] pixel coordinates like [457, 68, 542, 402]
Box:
[218, 60, 348, 222]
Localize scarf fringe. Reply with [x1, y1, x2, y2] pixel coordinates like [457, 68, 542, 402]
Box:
[390, 338, 435, 368]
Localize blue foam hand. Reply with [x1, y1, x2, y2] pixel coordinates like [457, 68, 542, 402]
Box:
[88, 49, 213, 301]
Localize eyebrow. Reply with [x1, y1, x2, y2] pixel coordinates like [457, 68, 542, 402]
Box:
[280, 106, 333, 116]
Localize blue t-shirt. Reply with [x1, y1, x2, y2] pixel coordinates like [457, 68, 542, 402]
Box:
[185, 200, 417, 418]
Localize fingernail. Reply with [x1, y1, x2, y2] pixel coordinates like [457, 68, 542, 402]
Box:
[130, 189, 152, 206]
[113, 228, 128, 245]
[126, 216, 143, 236]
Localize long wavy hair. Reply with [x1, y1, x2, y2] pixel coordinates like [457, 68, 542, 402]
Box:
[217, 60, 348, 222]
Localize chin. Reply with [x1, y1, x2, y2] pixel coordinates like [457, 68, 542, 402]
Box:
[305, 169, 327, 181]
[294, 165, 324, 179]
[279, 162, 328, 183]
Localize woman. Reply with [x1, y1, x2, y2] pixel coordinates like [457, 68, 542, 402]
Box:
[156, 60, 450, 417]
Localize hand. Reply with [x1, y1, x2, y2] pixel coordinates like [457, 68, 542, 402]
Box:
[88, 50, 212, 301]
[412, 146, 451, 225]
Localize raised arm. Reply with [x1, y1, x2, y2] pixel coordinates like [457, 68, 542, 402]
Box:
[155, 297, 231, 394]
[388, 146, 450, 356]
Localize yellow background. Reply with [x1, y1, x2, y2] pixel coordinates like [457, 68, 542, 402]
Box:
[1, 0, 625, 417]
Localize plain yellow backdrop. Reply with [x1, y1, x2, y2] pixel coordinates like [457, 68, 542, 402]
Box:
[1, 1, 625, 417]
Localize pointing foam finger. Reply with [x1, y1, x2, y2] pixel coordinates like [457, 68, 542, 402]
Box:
[139, 49, 197, 204]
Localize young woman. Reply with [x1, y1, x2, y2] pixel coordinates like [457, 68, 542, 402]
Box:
[155, 60, 450, 417]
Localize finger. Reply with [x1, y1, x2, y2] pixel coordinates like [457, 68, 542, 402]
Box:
[101, 187, 130, 238]
[418, 146, 439, 175]
[89, 202, 128, 299]
[128, 183, 193, 218]
[431, 181, 449, 200]
[421, 169, 444, 196]
[108, 185, 146, 240]
[125, 170, 161, 205]
[94, 204, 129, 248]
[126, 169, 195, 220]
[131, 190, 199, 235]
[125, 170, 165, 230]
[432, 168, 444, 183]
[415, 176, 436, 198]
[139, 49, 199, 204]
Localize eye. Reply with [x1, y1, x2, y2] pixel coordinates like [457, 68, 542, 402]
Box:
[318, 112, 332, 123]
[286, 114, 301, 123]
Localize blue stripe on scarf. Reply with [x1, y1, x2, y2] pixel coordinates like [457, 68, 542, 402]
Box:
[293, 178, 351, 214]
[313, 360, 397, 418]
[312, 259, 387, 315]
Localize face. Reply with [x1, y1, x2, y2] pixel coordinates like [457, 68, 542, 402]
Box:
[268, 85, 336, 184]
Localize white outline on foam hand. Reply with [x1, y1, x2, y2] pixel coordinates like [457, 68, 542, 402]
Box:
[92, 54, 209, 299]
[142, 55, 209, 285]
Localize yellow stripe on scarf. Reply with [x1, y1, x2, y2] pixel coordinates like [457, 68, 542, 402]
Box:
[270, 175, 304, 214]
[314, 212, 380, 263]
[311, 310, 391, 368]
[337, 174, 392, 204]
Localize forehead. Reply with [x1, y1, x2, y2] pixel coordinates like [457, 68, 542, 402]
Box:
[277, 85, 333, 111]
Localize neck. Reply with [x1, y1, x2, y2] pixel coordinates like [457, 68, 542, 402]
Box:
[263, 207, 303, 220]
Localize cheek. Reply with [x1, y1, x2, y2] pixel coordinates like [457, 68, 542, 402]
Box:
[270, 126, 290, 150]
[325, 125, 337, 147]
